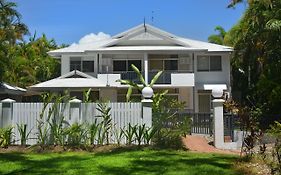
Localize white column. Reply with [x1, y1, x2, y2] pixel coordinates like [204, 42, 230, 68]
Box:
[213, 99, 225, 149]
[1, 98, 16, 128]
[144, 52, 148, 84]
[69, 98, 82, 125]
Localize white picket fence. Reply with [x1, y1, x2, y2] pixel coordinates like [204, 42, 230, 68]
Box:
[0, 102, 150, 145]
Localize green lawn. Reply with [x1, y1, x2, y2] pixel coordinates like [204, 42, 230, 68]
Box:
[0, 148, 241, 175]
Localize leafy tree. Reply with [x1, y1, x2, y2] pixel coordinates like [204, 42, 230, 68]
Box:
[0, 0, 28, 82]
[226, 0, 281, 127]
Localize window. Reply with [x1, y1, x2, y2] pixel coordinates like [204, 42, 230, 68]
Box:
[70, 57, 95, 72]
[149, 60, 178, 71]
[113, 60, 126, 71]
[165, 60, 178, 71]
[128, 60, 142, 71]
[113, 60, 142, 72]
[197, 55, 222, 71]
[70, 57, 82, 71]
[210, 56, 222, 71]
[82, 61, 94, 72]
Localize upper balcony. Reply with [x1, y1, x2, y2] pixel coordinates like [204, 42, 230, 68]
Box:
[97, 53, 195, 86]
[98, 70, 194, 87]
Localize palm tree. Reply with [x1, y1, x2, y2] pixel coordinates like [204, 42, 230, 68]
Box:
[208, 26, 226, 45]
[117, 64, 162, 102]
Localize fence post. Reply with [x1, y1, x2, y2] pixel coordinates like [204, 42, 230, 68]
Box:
[141, 87, 153, 127]
[212, 88, 225, 149]
[69, 98, 82, 125]
[1, 98, 16, 128]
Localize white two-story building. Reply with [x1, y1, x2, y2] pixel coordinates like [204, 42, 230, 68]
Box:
[30, 24, 232, 113]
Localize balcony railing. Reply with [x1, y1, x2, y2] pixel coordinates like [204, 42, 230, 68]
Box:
[99, 70, 192, 85]
[148, 71, 171, 84]
[120, 71, 144, 84]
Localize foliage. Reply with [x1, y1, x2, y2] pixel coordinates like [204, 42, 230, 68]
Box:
[65, 123, 87, 146]
[88, 119, 100, 145]
[232, 101, 264, 156]
[208, 26, 227, 45]
[37, 91, 72, 146]
[0, 126, 13, 148]
[225, 0, 281, 127]
[116, 64, 162, 102]
[143, 126, 157, 145]
[134, 124, 146, 146]
[36, 119, 49, 146]
[152, 95, 189, 149]
[16, 124, 31, 146]
[112, 125, 124, 145]
[268, 121, 281, 174]
[0, 0, 28, 82]
[96, 103, 113, 145]
[83, 88, 92, 103]
[122, 123, 137, 145]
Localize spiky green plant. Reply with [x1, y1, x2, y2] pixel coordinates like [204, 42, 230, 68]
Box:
[143, 126, 158, 145]
[116, 64, 162, 102]
[36, 119, 49, 146]
[122, 123, 137, 145]
[17, 124, 32, 146]
[112, 125, 124, 145]
[96, 102, 112, 145]
[135, 124, 146, 145]
[88, 119, 100, 145]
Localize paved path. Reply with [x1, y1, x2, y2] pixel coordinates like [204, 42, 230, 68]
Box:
[182, 135, 240, 155]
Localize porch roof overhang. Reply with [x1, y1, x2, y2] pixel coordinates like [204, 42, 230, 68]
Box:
[29, 70, 116, 91]
[0, 82, 26, 95]
[197, 84, 228, 91]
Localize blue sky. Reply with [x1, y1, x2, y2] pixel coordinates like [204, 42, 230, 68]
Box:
[14, 0, 246, 45]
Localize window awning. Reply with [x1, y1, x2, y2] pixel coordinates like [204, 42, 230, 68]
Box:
[203, 84, 227, 90]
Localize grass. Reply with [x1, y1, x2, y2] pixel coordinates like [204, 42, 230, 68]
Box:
[0, 148, 241, 175]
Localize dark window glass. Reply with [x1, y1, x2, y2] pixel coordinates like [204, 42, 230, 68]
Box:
[113, 60, 126, 71]
[82, 61, 95, 72]
[210, 56, 222, 71]
[128, 60, 142, 71]
[70, 58, 81, 71]
[164, 60, 178, 71]
[197, 56, 209, 71]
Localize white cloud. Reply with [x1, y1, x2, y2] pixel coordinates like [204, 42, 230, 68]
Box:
[71, 32, 111, 46]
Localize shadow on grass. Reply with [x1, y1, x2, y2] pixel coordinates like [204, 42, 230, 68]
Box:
[0, 152, 90, 175]
[0, 149, 240, 175]
[95, 149, 239, 175]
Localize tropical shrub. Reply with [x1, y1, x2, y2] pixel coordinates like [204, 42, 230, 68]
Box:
[268, 121, 281, 174]
[0, 126, 14, 148]
[65, 123, 87, 146]
[152, 95, 190, 149]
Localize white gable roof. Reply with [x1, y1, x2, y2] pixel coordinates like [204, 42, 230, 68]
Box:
[29, 70, 110, 90]
[48, 24, 232, 56]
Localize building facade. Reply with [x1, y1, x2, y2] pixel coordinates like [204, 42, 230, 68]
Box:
[30, 24, 232, 113]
